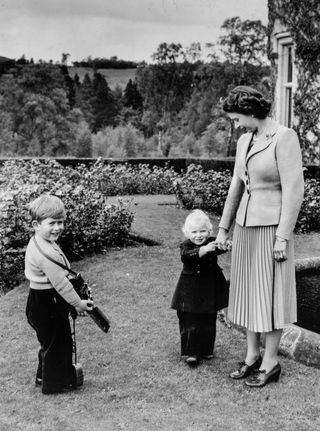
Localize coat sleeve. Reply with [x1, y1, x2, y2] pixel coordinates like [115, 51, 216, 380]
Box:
[180, 239, 227, 263]
[275, 128, 304, 240]
[180, 242, 201, 263]
[219, 136, 245, 231]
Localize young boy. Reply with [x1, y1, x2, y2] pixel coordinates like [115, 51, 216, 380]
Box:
[25, 194, 93, 394]
[171, 209, 230, 367]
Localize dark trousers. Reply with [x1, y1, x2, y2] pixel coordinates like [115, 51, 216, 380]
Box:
[26, 289, 74, 393]
[177, 311, 217, 357]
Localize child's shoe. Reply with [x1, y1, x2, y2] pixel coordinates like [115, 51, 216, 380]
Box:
[35, 377, 42, 387]
[186, 356, 199, 367]
[202, 354, 214, 360]
[42, 382, 76, 395]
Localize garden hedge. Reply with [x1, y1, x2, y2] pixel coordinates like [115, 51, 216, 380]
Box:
[1, 158, 319, 294]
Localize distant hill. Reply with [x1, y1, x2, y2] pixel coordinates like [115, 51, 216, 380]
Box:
[0, 56, 13, 63]
[68, 67, 137, 89]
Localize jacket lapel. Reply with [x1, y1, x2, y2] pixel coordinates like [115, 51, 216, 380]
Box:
[246, 119, 280, 164]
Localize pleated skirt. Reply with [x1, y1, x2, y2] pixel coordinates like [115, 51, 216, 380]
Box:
[227, 224, 297, 332]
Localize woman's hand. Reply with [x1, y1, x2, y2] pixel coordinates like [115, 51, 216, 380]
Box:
[215, 228, 229, 250]
[273, 238, 287, 262]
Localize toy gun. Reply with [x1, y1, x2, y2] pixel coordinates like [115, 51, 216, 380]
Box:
[69, 273, 110, 333]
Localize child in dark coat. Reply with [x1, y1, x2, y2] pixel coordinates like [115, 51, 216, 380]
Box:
[171, 209, 230, 366]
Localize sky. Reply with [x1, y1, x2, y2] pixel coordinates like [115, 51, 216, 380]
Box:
[0, 0, 268, 64]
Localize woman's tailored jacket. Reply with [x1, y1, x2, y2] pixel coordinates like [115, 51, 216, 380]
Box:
[171, 238, 229, 314]
[219, 119, 304, 240]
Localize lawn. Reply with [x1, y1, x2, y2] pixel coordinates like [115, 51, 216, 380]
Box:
[0, 195, 319, 431]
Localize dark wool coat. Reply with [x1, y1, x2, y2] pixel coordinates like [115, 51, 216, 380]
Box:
[171, 237, 229, 314]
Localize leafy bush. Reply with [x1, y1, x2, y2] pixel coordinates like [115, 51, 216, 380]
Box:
[75, 159, 180, 195]
[296, 178, 320, 233]
[173, 164, 232, 213]
[0, 159, 133, 293]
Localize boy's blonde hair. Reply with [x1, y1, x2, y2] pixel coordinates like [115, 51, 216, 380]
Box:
[182, 209, 213, 237]
[29, 195, 66, 222]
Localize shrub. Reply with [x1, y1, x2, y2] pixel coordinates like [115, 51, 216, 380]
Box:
[173, 164, 232, 213]
[296, 178, 320, 233]
[76, 159, 180, 195]
[0, 159, 134, 293]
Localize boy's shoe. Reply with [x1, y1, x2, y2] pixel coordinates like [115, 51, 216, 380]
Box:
[72, 363, 84, 388]
[42, 382, 76, 395]
[186, 356, 199, 367]
[202, 355, 214, 360]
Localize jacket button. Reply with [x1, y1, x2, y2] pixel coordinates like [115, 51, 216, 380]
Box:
[245, 171, 248, 176]
[247, 189, 250, 195]
[246, 180, 249, 185]
[197, 271, 200, 274]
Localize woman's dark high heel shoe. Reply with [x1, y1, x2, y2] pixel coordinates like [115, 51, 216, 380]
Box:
[229, 356, 262, 379]
[245, 363, 281, 387]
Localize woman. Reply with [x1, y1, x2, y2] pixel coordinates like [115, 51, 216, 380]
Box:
[215, 86, 304, 387]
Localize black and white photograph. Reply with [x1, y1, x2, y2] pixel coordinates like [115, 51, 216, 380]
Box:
[0, 0, 319, 430]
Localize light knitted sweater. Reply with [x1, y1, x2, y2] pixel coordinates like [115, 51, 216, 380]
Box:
[25, 235, 82, 308]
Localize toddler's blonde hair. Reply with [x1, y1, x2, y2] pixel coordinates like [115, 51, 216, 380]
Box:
[182, 209, 213, 237]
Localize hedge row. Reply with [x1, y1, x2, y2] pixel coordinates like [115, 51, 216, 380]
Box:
[1, 157, 319, 178]
[0, 159, 134, 293]
[1, 159, 319, 293]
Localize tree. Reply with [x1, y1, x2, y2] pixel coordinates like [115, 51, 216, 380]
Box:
[60, 64, 76, 107]
[218, 16, 268, 66]
[91, 72, 118, 131]
[0, 63, 92, 156]
[199, 110, 230, 157]
[74, 73, 95, 128]
[0, 111, 16, 156]
[185, 42, 202, 63]
[17, 63, 67, 96]
[122, 79, 143, 110]
[61, 53, 70, 66]
[137, 43, 195, 143]
[91, 124, 145, 157]
[151, 42, 184, 64]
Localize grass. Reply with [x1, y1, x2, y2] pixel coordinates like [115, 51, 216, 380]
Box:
[0, 195, 320, 431]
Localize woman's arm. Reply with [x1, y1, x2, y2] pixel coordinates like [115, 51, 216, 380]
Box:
[275, 128, 304, 240]
[218, 136, 245, 239]
[218, 175, 244, 232]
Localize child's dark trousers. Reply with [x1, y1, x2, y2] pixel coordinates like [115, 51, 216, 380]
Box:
[177, 310, 217, 357]
[26, 288, 74, 394]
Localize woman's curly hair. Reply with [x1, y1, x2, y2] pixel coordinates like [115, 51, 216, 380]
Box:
[222, 86, 271, 119]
